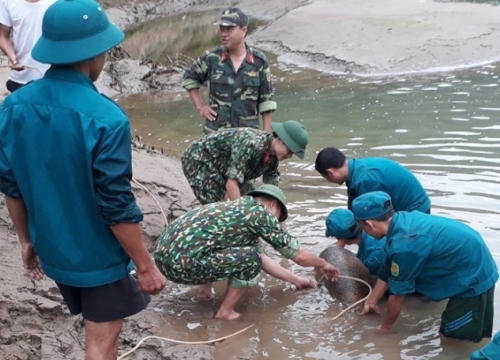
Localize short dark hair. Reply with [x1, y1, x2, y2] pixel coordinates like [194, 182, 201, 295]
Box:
[315, 147, 346, 174]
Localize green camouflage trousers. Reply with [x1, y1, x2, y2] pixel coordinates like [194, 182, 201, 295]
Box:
[155, 246, 262, 288]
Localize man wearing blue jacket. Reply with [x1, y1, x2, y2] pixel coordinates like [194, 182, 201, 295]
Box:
[0, 1, 166, 359]
[315, 147, 431, 213]
[325, 208, 386, 276]
[352, 191, 497, 342]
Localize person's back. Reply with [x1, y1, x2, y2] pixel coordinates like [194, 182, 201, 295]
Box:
[0, 1, 166, 357]
[386, 211, 498, 301]
[348, 157, 430, 213]
[0, 66, 133, 285]
[0, 0, 54, 90]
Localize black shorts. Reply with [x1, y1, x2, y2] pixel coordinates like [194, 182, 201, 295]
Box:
[6, 80, 23, 93]
[56, 275, 151, 323]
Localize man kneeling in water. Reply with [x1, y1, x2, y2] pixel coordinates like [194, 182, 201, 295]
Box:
[154, 184, 340, 320]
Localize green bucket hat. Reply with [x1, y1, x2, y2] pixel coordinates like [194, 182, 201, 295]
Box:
[32, 0, 124, 65]
[247, 184, 288, 222]
[271, 120, 309, 159]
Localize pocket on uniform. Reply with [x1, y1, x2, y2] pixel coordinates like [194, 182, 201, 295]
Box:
[210, 75, 230, 99]
[243, 75, 260, 87]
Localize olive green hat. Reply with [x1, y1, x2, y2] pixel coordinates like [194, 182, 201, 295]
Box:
[271, 120, 309, 159]
[247, 184, 288, 222]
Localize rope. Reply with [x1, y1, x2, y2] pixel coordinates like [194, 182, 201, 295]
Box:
[132, 177, 168, 227]
[0, 64, 44, 76]
[319, 274, 373, 321]
[116, 323, 254, 360]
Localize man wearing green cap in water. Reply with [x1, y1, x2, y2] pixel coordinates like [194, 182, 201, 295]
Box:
[182, 120, 309, 205]
[0, 1, 166, 359]
[154, 184, 340, 320]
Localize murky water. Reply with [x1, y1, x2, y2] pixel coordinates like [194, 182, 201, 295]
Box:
[119, 13, 500, 360]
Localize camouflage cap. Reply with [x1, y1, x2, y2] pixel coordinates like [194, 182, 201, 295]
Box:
[214, 8, 249, 27]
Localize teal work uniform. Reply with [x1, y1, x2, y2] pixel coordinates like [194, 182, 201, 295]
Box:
[379, 211, 497, 300]
[357, 232, 387, 276]
[347, 158, 431, 213]
[154, 196, 300, 288]
[182, 46, 277, 134]
[0, 66, 143, 287]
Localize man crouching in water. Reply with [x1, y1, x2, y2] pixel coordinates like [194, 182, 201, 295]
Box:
[154, 184, 340, 320]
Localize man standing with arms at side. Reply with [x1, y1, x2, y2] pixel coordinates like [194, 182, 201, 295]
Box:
[0, 1, 166, 359]
[0, 0, 55, 92]
[183, 7, 276, 134]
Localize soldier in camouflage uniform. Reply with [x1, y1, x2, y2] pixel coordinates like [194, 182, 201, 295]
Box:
[182, 7, 276, 135]
[154, 184, 341, 320]
[181, 120, 309, 205]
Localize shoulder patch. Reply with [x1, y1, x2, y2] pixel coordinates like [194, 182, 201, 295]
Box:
[390, 261, 399, 277]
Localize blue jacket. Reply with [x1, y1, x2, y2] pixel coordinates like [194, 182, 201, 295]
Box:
[378, 212, 498, 301]
[0, 66, 143, 287]
[347, 158, 431, 213]
[357, 232, 387, 276]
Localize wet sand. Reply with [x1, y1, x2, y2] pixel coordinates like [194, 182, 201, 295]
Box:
[250, 0, 500, 76]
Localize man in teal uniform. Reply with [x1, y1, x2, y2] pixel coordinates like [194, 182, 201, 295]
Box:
[0, 1, 166, 358]
[182, 8, 276, 134]
[325, 208, 386, 276]
[352, 191, 498, 342]
[182, 120, 308, 205]
[154, 185, 340, 320]
[315, 147, 431, 213]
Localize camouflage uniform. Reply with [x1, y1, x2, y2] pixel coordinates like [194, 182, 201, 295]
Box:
[182, 46, 277, 134]
[153, 196, 300, 288]
[181, 128, 280, 204]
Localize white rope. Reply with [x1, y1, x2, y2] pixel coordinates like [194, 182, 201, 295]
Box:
[319, 274, 373, 321]
[116, 324, 254, 359]
[132, 177, 168, 227]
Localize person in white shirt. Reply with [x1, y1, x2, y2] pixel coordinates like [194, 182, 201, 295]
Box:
[0, 0, 55, 92]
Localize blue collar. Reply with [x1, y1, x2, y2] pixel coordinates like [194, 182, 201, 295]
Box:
[44, 65, 98, 92]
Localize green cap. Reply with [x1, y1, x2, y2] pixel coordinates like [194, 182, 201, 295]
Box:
[247, 184, 288, 222]
[271, 120, 309, 159]
[32, 0, 124, 65]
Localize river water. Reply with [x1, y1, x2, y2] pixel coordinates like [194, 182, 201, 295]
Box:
[119, 12, 500, 360]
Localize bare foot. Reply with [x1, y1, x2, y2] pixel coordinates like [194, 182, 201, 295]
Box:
[214, 308, 241, 320]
